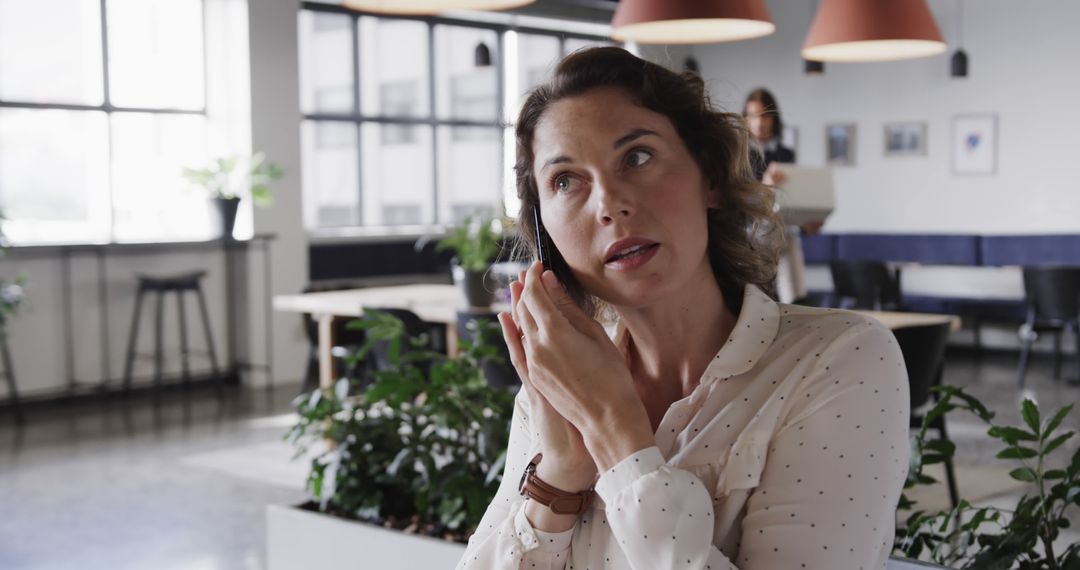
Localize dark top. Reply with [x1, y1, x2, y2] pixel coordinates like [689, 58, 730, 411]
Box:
[751, 140, 796, 181]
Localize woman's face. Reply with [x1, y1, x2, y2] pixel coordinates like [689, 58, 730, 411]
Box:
[531, 87, 719, 309]
[744, 99, 773, 143]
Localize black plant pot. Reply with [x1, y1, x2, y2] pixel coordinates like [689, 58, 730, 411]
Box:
[213, 197, 241, 240]
[451, 263, 497, 308]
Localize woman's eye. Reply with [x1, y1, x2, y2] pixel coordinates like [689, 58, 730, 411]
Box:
[554, 174, 573, 192]
[626, 150, 653, 168]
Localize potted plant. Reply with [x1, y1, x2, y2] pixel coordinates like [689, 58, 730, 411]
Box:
[893, 385, 1080, 568]
[435, 212, 506, 308]
[271, 311, 515, 569]
[181, 152, 283, 240]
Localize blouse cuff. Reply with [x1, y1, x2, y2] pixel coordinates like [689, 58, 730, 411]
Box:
[595, 445, 665, 504]
[512, 500, 575, 554]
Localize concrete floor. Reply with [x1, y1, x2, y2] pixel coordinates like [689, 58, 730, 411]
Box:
[0, 351, 1078, 569]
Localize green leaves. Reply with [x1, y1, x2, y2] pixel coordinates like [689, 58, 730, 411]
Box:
[1021, 399, 1040, 435]
[434, 212, 506, 272]
[1009, 467, 1038, 482]
[286, 310, 515, 540]
[896, 388, 1080, 568]
[180, 151, 283, 206]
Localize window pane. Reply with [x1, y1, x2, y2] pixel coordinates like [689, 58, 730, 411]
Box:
[299, 10, 354, 114]
[361, 124, 433, 227]
[107, 0, 205, 109]
[111, 113, 211, 241]
[437, 126, 501, 225]
[0, 109, 110, 243]
[434, 25, 498, 122]
[0, 0, 103, 105]
[515, 34, 559, 98]
[359, 17, 429, 118]
[302, 121, 360, 228]
[564, 37, 612, 56]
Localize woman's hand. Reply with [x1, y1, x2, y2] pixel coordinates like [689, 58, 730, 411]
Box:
[499, 271, 596, 491]
[511, 261, 653, 472]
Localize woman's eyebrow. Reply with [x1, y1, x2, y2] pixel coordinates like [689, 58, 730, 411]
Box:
[613, 128, 660, 149]
[539, 128, 660, 174]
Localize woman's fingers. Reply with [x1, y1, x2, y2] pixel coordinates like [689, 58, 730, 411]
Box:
[498, 311, 536, 394]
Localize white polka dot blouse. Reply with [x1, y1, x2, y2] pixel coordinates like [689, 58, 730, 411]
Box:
[456, 285, 910, 570]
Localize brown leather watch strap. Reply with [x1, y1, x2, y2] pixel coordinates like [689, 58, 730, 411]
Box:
[518, 453, 595, 516]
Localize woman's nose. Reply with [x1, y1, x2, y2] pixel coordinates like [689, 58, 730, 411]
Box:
[593, 178, 635, 224]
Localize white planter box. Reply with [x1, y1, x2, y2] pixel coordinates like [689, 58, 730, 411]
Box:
[266, 504, 468, 570]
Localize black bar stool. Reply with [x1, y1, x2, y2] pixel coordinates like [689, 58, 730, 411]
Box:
[121, 271, 221, 401]
[0, 319, 24, 425]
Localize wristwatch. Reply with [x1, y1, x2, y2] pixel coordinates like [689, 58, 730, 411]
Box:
[518, 453, 595, 515]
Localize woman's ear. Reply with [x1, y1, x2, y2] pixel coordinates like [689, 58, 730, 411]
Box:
[705, 185, 722, 209]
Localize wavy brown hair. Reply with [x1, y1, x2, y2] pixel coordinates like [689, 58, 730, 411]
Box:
[513, 47, 784, 317]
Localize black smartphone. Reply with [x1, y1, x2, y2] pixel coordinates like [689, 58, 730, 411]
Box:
[532, 205, 553, 271]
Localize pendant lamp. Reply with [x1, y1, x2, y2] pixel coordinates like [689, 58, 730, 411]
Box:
[343, 0, 534, 16]
[950, 0, 968, 78]
[611, 0, 775, 45]
[802, 0, 946, 62]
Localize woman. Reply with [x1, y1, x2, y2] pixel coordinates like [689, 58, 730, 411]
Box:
[456, 47, 908, 570]
[744, 87, 816, 305]
[743, 88, 796, 184]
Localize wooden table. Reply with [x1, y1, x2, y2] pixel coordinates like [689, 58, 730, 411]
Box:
[273, 283, 961, 389]
[273, 284, 508, 388]
[857, 310, 962, 332]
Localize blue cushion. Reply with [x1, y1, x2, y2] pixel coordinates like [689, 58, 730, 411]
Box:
[834, 234, 980, 265]
[800, 234, 835, 264]
[980, 235, 1080, 267]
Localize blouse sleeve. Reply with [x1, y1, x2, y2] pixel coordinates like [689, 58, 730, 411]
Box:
[455, 391, 577, 570]
[596, 316, 909, 570]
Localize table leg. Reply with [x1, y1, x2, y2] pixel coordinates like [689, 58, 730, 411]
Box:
[317, 314, 336, 389]
[446, 324, 459, 358]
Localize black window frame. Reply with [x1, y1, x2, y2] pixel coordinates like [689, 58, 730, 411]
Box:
[299, 1, 612, 232]
[0, 0, 210, 244]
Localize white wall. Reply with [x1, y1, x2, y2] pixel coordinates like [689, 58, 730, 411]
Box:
[688, 0, 1080, 235]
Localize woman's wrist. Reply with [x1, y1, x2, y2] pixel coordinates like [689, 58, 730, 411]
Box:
[535, 458, 596, 493]
[583, 404, 655, 472]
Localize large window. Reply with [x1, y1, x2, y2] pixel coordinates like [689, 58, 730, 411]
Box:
[299, 3, 612, 233]
[0, 0, 209, 244]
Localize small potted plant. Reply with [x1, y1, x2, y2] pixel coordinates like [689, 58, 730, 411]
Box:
[271, 311, 515, 569]
[181, 152, 284, 240]
[434, 212, 506, 308]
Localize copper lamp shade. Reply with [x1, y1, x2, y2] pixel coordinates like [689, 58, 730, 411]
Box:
[611, 0, 775, 44]
[802, 0, 946, 62]
[343, 0, 534, 16]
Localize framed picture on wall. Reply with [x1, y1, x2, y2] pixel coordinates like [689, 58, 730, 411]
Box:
[826, 123, 856, 166]
[952, 114, 997, 175]
[884, 122, 927, 156]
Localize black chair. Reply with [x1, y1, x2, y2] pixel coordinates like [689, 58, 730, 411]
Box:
[829, 260, 902, 310]
[893, 321, 959, 509]
[1016, 267, 1080, 389]
[0, 317, 24, 425]
[121, 271, 221, 402]
[299, 284, 370, 394]
[456, 310, 519, 391]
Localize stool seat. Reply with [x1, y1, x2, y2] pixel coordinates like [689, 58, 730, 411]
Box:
[136, 271, 207, 291]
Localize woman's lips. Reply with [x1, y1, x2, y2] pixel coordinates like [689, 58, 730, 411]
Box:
[604, 243, 660, 271]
